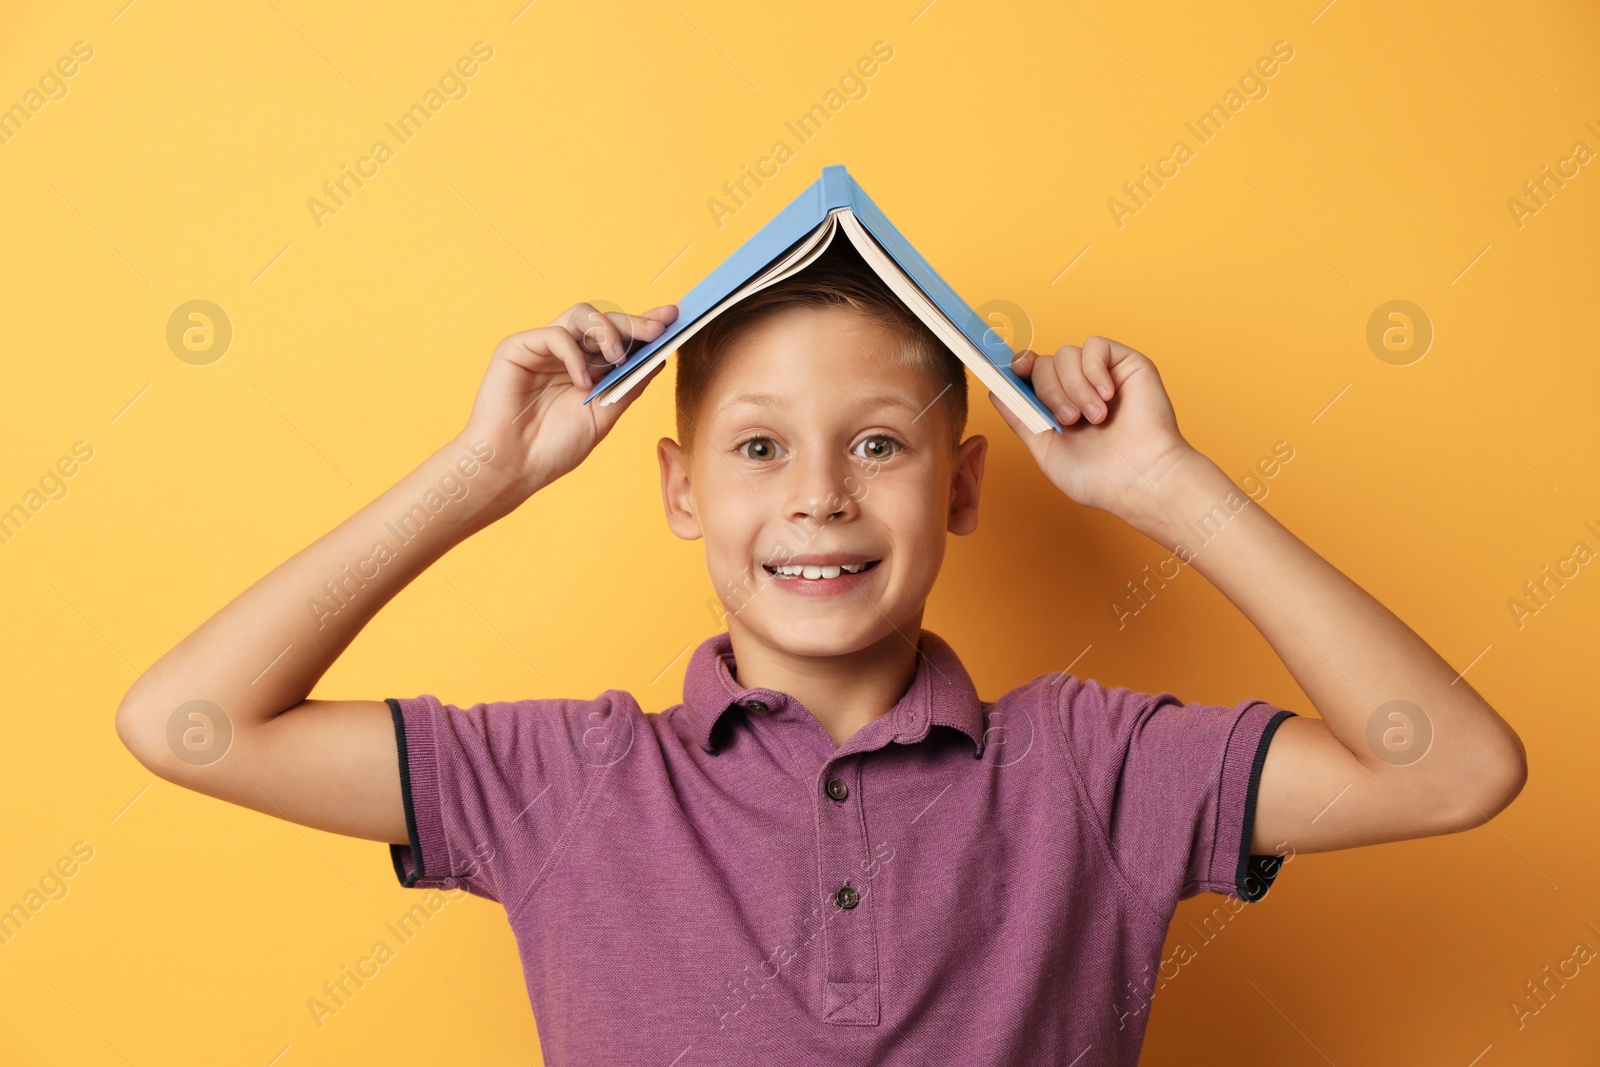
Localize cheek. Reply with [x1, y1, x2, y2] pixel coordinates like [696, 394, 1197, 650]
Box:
[873, 477, 949, 556]
[697, 485, 766, 564]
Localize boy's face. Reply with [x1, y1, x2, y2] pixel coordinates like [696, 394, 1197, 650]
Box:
[657, 304, 987, 660]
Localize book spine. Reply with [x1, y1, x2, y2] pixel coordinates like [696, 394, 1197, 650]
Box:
[821, 164, 854, 212]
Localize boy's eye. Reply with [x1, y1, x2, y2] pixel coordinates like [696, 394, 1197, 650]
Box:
[853, 435, 901, 461]
[736, 437, 782, 462]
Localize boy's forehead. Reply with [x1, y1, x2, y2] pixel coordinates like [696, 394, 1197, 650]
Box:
[720, 383, 929, 420]
[708, 305, 934, 407]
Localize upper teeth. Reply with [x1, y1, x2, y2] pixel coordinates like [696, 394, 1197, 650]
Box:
[769, 562, 870, 579]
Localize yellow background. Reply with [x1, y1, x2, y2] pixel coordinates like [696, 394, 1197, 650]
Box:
[3, 0, 1597, 1063]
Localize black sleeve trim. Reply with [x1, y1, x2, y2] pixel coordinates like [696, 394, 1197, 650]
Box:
[1235, 708, 1296, 902]
[388, 697, 426, 888]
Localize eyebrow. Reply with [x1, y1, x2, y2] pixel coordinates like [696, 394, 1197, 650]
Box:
[724, 391, 924, 414]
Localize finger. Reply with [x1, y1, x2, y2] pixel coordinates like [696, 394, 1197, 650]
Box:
[1030, 351, 1080, 425]
[1080, 335, 1118, 402]
[493, 326, 597, 389]
[493, 324, 575, 377]
[595, 307, 679, 382]
[592, 359, 666, 434]
[560, 302, 632, 366]
[554, 304, 643, 371]
[987, 392, 1051, 460]
[541, 327, 597, 389]
[1009, 348, 1038, 379]
[603, 307, 678, 344]
[639, 304, 681, 327]
[1056, 344, 1107, 423]
[987, 390, 1025, 436]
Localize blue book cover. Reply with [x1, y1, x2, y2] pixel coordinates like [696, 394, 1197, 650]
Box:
[584, 165, 1061, 434]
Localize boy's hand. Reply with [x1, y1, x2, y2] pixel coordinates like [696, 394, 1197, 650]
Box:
[988, 336, 1197, 518]
[463, 302, 680, 505]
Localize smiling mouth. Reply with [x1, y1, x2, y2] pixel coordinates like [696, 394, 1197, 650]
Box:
[762, 560, 881, 580]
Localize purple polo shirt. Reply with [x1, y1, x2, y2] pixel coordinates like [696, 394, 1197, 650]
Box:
[387, 629, 1295, 1066]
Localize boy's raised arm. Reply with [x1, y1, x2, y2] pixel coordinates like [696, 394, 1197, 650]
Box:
[114, 303, 677, 845]
[1121, 445, 1527, 854]
[991, 335, 1528, 857]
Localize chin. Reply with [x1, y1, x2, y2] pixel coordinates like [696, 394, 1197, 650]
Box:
[736, 610, 907, 659]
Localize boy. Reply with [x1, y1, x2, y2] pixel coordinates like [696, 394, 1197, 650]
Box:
[116, 243, 1526, 1065]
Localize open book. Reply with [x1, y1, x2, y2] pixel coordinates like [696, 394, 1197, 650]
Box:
[583, 165, 1062, 434]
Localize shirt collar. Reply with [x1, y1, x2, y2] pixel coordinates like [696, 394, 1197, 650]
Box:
[680, 629, 986, 758]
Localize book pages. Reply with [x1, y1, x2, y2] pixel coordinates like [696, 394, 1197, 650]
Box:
[835, 211, 1051, 434]
[594, 212, 848, 408]
[597, 206, 1051, 434]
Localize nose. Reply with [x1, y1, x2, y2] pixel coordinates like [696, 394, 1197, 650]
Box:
[784, 445, 860, 528]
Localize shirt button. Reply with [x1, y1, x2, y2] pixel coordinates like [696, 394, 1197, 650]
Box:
[825, 778, 849, 801]
[835, 885, 860, 909]
[744, 699, 769, 714]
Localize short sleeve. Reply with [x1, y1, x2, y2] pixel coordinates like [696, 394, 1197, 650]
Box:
[1050, 675, 1296, 915]
[386, 691, 636, 907]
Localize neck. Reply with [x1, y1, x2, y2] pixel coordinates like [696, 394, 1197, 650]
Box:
[725, 616, 925, 748]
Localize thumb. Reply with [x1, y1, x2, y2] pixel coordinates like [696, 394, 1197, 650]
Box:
[590, 359, 666, 436]
[988, 390, 1029, 439]
[987, 391, 1052, 467]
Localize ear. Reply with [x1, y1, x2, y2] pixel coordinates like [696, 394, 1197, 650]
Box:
[657, 437, 703, 540]
[947, 434, 987, 536]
